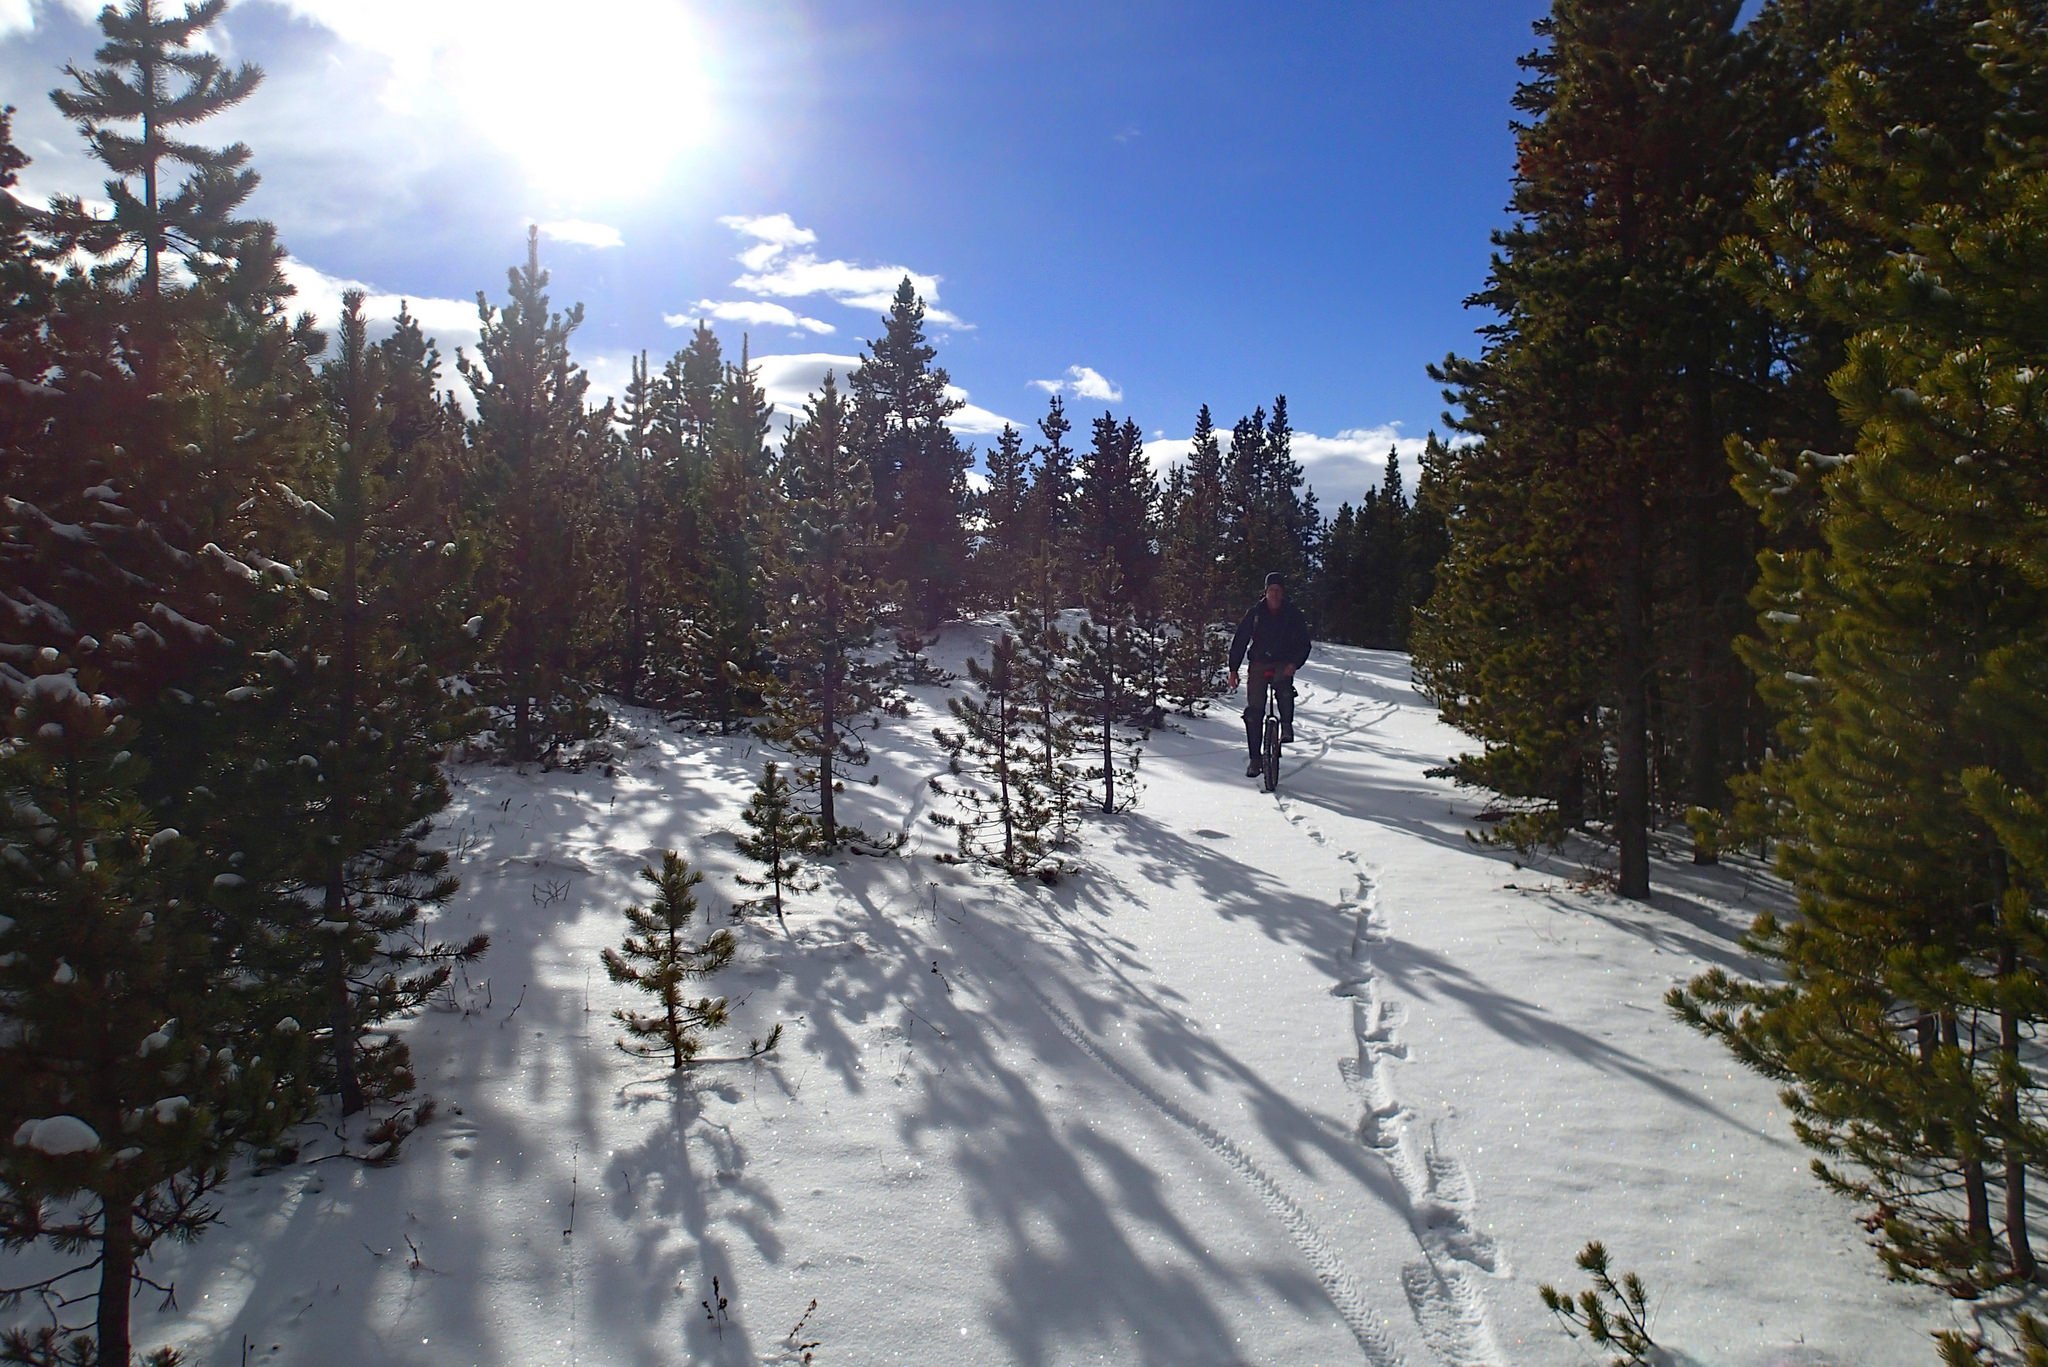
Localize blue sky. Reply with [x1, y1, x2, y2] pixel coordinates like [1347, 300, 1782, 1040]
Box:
[1, 0, 1553, 513]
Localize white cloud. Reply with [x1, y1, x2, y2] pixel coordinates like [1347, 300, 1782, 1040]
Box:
[674, 299, 835, 335]
[1030, 364, 1123, 403]
[538, 219, 624, 250]
[10, 0, 110, 31]
[280, 257, 483, 356]
[738, 256, 939, 307]
[1288, 425, 1430, 513]
[719, 212, 817, 251]
[712, 214, 969, 330]
[940, 384, 1020, 438]
[747, 351, 863, 425]
[1149, 421, 1433, 516]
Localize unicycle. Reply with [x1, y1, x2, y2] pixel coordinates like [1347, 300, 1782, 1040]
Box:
[1260, 669, 1283, 793]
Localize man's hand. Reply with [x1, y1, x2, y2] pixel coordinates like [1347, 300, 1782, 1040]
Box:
[1227, 671, 1239, 692]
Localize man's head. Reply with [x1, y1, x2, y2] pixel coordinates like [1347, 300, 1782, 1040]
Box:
[1264, 572, 1284, 609]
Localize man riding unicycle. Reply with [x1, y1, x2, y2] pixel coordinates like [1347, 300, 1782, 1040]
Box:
[1227, 572, 1312, 781]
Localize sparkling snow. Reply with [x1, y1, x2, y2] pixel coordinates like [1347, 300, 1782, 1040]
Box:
[0, 639, 1957, 1364]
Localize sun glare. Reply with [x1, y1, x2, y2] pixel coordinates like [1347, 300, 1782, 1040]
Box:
[435, 0, 716, 205]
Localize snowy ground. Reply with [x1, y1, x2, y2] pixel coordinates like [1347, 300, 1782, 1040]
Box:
[12, 635, 1958, 1365]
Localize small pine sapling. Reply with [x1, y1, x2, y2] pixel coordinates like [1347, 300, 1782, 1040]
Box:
[734, 762, 817, 938]
[930, 632, 1061, 879]
[1539, 1242, 1659, 1367]
[1938, 1315, 2048, 1367]
[600, 851, 738, 1068]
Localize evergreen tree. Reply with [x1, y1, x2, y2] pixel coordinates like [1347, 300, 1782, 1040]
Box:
[1416, 0, 1773, 892]
[1077, 411, 1158, 611]
[275, 291, 483, 1117]
[459, 228, 608, 763]
[1220, 398, 1317, 600]
[1005, 559, 1088, 853]
[608, 351, 661, 705]
[974, 422, 1032, 606]
[849, 279, 969, 628]
[678, 338, 775, 733]
[931, 632, 1061, 878]
[1260, 396, 1318, 593]
[46, 0, 262, 431]
[0, 670, 311, 1367]
[1024, 394, 1079, 598]
[1676, 0, 2048, 1293]
[1071, 562, 1147, 815]
[0, 106, 57, 460]
[1316, 450, 1444, 651]
[760, 373, 902, 849]
[733, 762, 817, 939]
[1156, 404, 1232, 712]
[600, 852, 738, 1070]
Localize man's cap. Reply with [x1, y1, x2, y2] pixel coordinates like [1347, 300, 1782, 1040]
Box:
[1265, 572, 1285, 588]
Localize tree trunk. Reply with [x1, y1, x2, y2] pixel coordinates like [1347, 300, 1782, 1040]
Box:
[1947, 1011, 1995, 1250]
[1614, 480, 1652, 900]
[97, 1193, 136, 1367]
[326, 872, 362, 1117]
[2003, 1001, 2036, 1280]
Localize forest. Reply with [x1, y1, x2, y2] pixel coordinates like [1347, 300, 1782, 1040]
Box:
[4, 0, 2048, 1364]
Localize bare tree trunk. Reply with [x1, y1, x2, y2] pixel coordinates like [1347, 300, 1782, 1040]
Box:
[97, 1194, 136, 1367]
[1614, 481, 1652, 901]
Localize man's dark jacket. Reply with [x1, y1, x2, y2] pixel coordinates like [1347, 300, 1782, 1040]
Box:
[1229, 597, 1312, 674]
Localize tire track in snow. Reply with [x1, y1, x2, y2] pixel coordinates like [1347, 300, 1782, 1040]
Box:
[1277, 799, 1506, 1367]
[945, 901, 1411, 1367]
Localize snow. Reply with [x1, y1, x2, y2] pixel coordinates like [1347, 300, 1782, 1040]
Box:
[13, 1116, 101, 1156]
[0, 640, 1953, 1364]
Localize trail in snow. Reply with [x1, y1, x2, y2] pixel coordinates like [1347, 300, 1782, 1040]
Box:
[1272, 664, 1507, 1366]
[943, 896, 1412, 1366]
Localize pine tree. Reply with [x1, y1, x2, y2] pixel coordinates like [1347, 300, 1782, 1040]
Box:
[0, 669, 312, 1367]
[974, 422, 1032, 607]
[1675, 0, 2048, 1293]
[1260, 396, 1318, 593]
[1220, 398, 1317, 600]
[760, 373, 902, 849]
[1024, 394, 1079, 598]
[608, 351, 661, 705]
[46, 0, 262, 434]
[1078, 411, 1158, 611]
[1071, 563, 1147, 815]
[600, 852, 739, 1070]
[931, 632, 1061, 878]
[459, 228, 608, 763]
[734, 762, 817, 939]
[274, 291, 483, 1117]
[1005, 559, 1087, 853]
[678, 338, 775, 733]
[849, 279, 969, 628]
[1318, 451, 1431, 651]
[0, 106, 57, 459]
[1157, 405, 1232, 712]
[1415, 0, 1773, 891]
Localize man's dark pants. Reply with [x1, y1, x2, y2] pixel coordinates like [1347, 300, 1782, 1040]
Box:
[1242, 664, 1296, 761]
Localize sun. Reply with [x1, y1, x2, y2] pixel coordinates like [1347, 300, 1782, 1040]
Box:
[433, 0, 717, 205]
